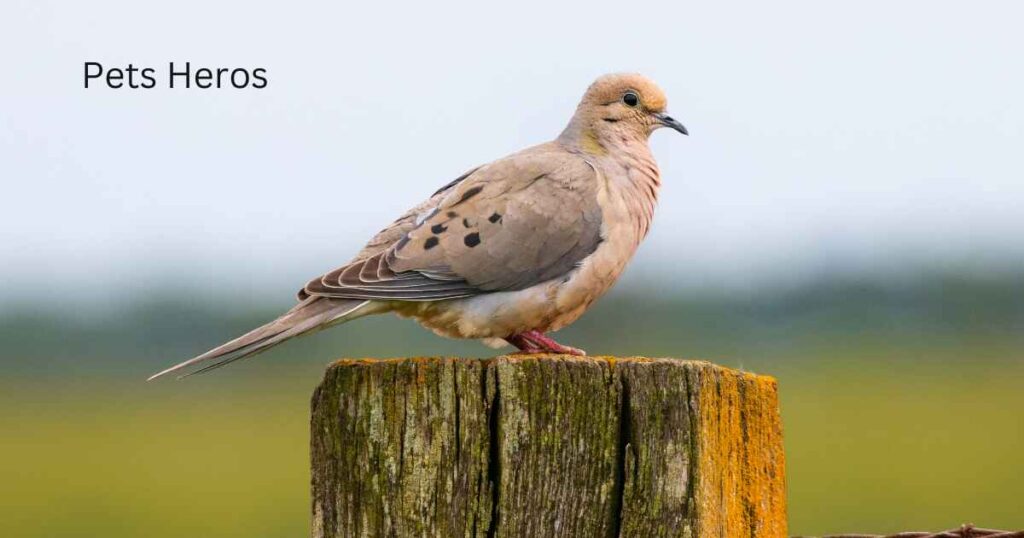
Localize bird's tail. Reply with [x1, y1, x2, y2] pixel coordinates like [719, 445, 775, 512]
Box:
[147, 298, 371, 381]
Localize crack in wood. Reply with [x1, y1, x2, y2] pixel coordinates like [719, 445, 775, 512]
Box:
[609, 373, 632, 537]
[485, 367, 501, 538]
[454, 366, 461, 462]
[684, 369, 700, 531]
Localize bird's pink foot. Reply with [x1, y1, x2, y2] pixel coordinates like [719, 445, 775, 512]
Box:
[505, 333, 543, 353]
[505, 330, 587, 356]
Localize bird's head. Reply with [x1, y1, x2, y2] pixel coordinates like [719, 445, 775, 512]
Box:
[561, 73, 687, 154]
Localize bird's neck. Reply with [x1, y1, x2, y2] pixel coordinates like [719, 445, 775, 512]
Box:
[557, 132, 660, 244]
[603, 142, 661, 243]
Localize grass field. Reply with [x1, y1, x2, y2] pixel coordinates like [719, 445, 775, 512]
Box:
[1, 278, 1022, 536]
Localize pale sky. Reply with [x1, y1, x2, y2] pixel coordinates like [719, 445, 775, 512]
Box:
[2, 0, 1022, 304]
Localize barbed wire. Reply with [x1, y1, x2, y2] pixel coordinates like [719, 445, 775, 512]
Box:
[795, 525, 1024, 538]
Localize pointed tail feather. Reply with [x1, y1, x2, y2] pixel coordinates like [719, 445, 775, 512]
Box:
[147, 298, 370, 381]
[177, 301, 357, 378]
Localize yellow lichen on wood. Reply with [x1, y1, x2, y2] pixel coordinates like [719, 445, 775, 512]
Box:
[693, 365, 787, 538]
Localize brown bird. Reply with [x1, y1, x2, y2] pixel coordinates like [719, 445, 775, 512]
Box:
[149, 73, 687, 380]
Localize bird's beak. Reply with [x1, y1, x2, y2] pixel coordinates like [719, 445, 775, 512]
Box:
[654, 112, 688, 135]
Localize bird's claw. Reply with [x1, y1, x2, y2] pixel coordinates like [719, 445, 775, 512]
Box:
[506, 331, 587, 356]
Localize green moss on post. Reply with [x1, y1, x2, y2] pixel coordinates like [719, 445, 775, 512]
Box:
[310, 355, 786, 538]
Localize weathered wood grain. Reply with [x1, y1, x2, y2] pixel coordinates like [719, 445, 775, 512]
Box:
[311, 355, 786, 538]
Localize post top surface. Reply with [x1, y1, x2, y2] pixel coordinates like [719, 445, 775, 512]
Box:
[326, 354, 777, 384]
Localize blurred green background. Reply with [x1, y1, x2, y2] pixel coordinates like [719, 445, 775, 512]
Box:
[2, 273, 1021, 537]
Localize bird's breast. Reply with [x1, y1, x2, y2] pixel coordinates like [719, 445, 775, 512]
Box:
[544, 175, 648, 326]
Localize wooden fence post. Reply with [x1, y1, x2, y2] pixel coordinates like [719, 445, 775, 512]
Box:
[310, 355, 786, 537]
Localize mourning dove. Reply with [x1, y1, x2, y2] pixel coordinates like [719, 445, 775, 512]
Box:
[149, 73, 687, 380]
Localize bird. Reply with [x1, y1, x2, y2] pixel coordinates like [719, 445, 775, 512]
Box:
[148, 73, 687, 380]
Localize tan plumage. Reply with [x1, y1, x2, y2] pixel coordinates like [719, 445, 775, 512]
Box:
[149, 73, 687, 380]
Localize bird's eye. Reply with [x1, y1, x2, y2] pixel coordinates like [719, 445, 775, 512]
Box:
[622, 91, 640, 108]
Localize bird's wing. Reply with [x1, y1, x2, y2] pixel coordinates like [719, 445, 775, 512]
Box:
[302, 146, 604, 301]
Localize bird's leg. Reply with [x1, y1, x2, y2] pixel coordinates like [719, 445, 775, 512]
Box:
[508, 330, 587, 356]
[505, 333, 543, 353]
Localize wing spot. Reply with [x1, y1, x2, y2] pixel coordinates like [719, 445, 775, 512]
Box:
[488, 212, 502, 223]
[447, 211, 458, 218]
[464, 232, 481, 248]
[424, 237, 440, 250]
[463, 218, 473, 228]
[458, 185, 484, 203]
[431, 224, 447, 234]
